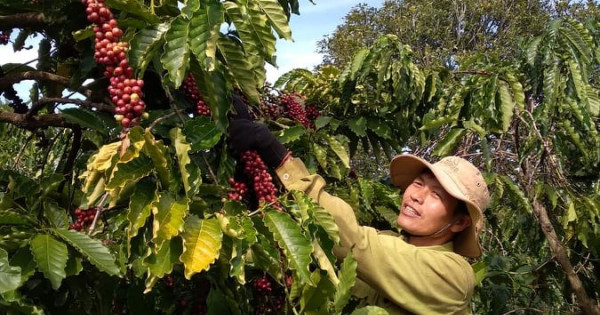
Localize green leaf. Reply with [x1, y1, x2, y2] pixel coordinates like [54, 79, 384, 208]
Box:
[217, 35, 260, 103]
[315, 116, 332, 130]
[358, 178, 374, 210]
[143, 237, 183, 293]
[127, 180, 157, 255]
[105, 0, 159, 23]
[183, 116, 223, 151]
[0, 248, 21, 294]
[350, 306, 390, 315]
[277, 125, 306, 144]
[225, 1, 276, 64]
[181, 0, 200, 18]
[472, 261, 487, 286]
[309, 200, 340, 244]
[312, 142, 328, 169]
[300, 270, 336, 313]
[179, 216, 223, 279]
[129, 23, 169, 75]
[334, 252, 358, 313]
[367, 118, 392, 139]
[9, 247, 37, 284]
[60, 108, 108, 135]
[152, 193, 188, 251]
[0, 210, 33, 225]
[263, 210, 314, 285]
[160, 16, 191, 88]
[189, 1, 224, 70]
[500, 176, 532, 213]
[106, 155, 153, 190]
[43, 201, 69, 229]
[432, 128, 465, 157]
[143, 130, 172, 190]
[30, 234, 68, 290]
[256, 0, 292, 40]
[348, 117, 367, 137]
[52, 229, 120, 276]
[321, 134, 350, 169]
[497, 81, 515, 132]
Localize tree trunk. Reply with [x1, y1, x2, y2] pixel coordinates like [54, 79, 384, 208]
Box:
[529, 197, 600, 315]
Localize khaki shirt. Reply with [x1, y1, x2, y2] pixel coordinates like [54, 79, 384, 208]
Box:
[276, 157, 475, 315]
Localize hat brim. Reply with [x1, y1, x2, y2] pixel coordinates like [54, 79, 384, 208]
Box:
[390, 154, 483, 258]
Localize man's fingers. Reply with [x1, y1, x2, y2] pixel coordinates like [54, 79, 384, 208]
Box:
[230, 94, 252, 120]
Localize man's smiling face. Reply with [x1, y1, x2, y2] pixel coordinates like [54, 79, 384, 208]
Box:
[397, 171, 459, 238]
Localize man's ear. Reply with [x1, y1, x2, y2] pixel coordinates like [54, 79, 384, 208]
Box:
[450, 215, 472, 233]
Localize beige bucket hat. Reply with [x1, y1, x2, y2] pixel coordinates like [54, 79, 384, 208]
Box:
[389, 154, 490, 258]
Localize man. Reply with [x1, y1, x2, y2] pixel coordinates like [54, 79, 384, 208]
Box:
[229, 97, 490, 314]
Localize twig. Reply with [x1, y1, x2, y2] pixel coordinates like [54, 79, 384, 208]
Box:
[88, 193, 109, 235]
[58, 127, 82, 192]
[40, 129, 65, 179]
[0, 111, 77, 130]
[27, 97, 114, 118]
[164, 89, 186, 124]
[202, 152, 219, 185]
[452, 69, 495, 76]
[12, 132, 34, 169]
[0, 12, 64, 30]
[0, 71, 92, 98]
[147, 109, 185, 130]
[502, 307, 545, 314]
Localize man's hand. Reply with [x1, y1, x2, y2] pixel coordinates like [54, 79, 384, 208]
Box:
[228, 95, 288, 168]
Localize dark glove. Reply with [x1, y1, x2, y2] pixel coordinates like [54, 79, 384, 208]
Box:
[228, 95, 288, 168]
[228, 119, 288, 168]
[229, 94, 252, 120]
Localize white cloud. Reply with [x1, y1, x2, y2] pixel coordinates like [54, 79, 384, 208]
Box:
[266, 51, 323, 83]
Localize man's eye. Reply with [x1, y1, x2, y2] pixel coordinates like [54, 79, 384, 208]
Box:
[412, 181, 423, 187]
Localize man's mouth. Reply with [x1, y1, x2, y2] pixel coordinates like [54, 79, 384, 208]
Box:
[402, 205, 421, 217]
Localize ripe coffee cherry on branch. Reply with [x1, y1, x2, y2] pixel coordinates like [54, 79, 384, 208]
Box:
[83, 0, 146, 131]
[228, 178, 248, 201]
[281, 93, 310, 128]
[305, 105, 320, 121]
[241, 151, 279, 208]
[69, 207, 98, 231]
[0, 31, 10, 45]
[253, 277, 272, 295]
[181, 74, 210, 116]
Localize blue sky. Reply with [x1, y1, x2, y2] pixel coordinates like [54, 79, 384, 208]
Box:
[266, 0, 383, 82]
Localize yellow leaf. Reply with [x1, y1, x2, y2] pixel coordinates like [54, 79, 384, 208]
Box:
[179, 216, 222, 279]
[152, 193, 187, 251]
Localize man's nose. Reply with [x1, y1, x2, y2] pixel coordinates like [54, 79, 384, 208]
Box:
[410, 187, 427, 203]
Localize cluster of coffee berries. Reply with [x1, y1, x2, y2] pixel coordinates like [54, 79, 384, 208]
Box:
[253, 276, 272, 295]
[281, 93, 310, 128]
[181, 74, 210, 116]
[305, 105, 320, 121]
[228, 178, 248, 201]
[83, 0, 146, 131]
[241, 151, 278, 205]
[1, 87, 27, 114]
[165, 275, 174, 288]
[69, 207, 98, 231]
[0, 31, 9, 45]
[252, 276, 285, 315]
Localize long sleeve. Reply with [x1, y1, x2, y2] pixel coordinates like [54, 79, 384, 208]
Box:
[275, 157, 475, 315]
